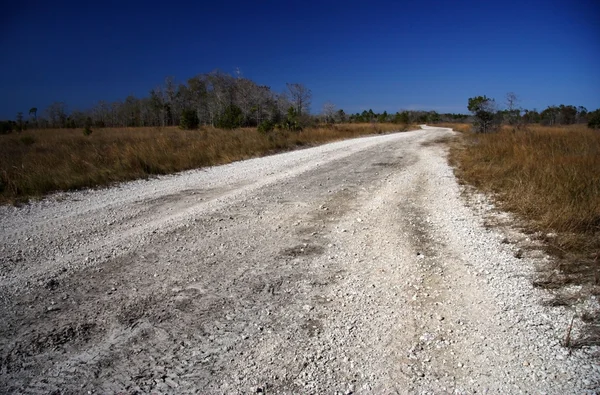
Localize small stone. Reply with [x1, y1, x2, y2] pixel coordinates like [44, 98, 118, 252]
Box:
[164, 378, 178, 388]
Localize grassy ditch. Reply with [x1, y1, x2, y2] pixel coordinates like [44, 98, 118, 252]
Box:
[448, 123, 600, 346]
[0, 122, 410, 204]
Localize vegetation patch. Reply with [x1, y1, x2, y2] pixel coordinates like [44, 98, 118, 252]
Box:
[448, 123, 600, 343]
[0, 123, 410, 204]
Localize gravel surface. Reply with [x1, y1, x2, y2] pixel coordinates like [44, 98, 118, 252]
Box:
[0, 126, 598, 394]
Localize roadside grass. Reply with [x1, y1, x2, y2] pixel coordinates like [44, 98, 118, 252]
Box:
[0, 122, 410, 204]
[435, 123, 472, 133]
[448, 123, 600, 334]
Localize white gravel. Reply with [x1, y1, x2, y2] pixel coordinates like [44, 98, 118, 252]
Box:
[0, 126, 598, 393]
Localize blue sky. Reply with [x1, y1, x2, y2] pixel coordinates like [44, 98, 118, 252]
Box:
[1, 0, 598, 119]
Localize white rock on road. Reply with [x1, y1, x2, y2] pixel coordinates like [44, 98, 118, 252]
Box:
[0, 126, 597, 394]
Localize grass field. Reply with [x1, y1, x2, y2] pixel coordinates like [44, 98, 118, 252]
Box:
[448, 123, 600, 309]
[0, 123, 408, 204]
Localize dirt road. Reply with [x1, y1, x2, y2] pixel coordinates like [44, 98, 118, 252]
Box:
[0, 127, 597, 393]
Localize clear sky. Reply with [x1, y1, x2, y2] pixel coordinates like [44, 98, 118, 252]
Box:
[1, 0, 599, 119]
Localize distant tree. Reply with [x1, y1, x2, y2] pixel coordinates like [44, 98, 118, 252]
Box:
[558, 104, 577, 125]
[23, 71, 312, 131]
[45, 102, 68, 128]
[427, 111, 440, 123]
[522, 109, 541, 124]
[335, 109, 346, 123]
[504, 92, 521, 127]
[394, 111, 409, 124]
[257, 119, 275, 133]
[83, 117, 93, 136]
[588, 109, 600, 129]
[0, 121, 15, 134]
[180, 109, 200, 130]
[15, 112, 24, 131]
[377, 111, 388, 123]
[283, 106, 302, 131]
[216, 104, 244, 129]
[467, 95, 497, 133]
[322, 101, 336, 124]
[576, 106, 588, 124]
[286, 83, 312, 116]
[540, 106, 559, 126]
[368, 109, 375, 122]
[121, 95, 141, 127]
[28, 107, 37, 121]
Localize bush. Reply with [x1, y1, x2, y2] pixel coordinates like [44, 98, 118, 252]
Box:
[468, 96, 498, 133]
[20, 136, 35, 146]
[588, 109, 600, 129]
[0, 121, 15, 134]
[216, 105, 244, 129]
[180, 109, 200, 130]
[283, 107, 302, 132]
[257, 120, 275, 134]
[82, 117, 94, 136]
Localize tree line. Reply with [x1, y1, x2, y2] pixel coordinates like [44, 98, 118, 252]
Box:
[467, 93, 600, 133]
[0, 66, 470, 134]
[1, 71, 317, 134]
[5, 74, 597, 135]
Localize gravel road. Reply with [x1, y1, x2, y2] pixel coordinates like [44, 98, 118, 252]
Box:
[0, 126, 598, 394]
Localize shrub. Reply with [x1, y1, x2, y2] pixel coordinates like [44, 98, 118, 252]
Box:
[468, 95, 498, 133]
[180, 109, 200, 130]
[0, 121, 15, 135]
[20, 136, 35, 146]
[82, 117, 94, 136]
[216, 105, 244, 129]
[283, 107, 302, 132]
[257, 120, 275, 134]
[588, 109, 600, 129]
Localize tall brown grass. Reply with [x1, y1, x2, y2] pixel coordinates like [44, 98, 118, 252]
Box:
[449, 124, 600, 302]
[0, 123, 408, 203]
[435, 122, 472, 133]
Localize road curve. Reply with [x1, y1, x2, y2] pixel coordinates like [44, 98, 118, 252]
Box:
[0, 127, 596, 393]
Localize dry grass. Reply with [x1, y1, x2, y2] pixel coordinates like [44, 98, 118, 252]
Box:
[449, 124, 600, 307]
[435, 123, 472, 133]
[0, 123, 410, 203]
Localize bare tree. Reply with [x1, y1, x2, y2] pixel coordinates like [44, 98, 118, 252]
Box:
[206, 71, 236, 126]
[505, 92, 521, 127]
[164, 76, 178, 126]
[286, 83, 311, 116]
[45, 102, 68, 128]
[233, 78, 258, 125]
[322, 101, 336, 124]
[16, 112, 24, 131]
[29, 71, 313, 130]
[187, 75, 209, 124]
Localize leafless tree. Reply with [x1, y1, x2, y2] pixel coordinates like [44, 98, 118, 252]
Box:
[505, 92, 522, 127]
[45, 102, 68, 128]
[286, 83, 311, 116]
[26, 70, 311, 130]
[322, 101, 336, 123]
